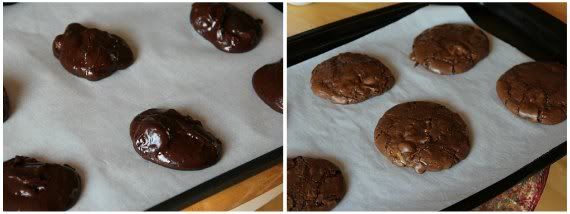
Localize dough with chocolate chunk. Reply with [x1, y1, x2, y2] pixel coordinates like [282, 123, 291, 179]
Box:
[410, 24, 489, 75]
[52, 23, 134, 81]
[130, 109, 222, 170]
[287, 156, 346, 211]
[190, 3, 262, 53]
[310, 52, 395, 104]
[252, 59, 283, 113]
[4, 156, 82, 211]
[374, 101, 470, 174]
[496, 62, 566, 125]
[4, 87, 9, 122]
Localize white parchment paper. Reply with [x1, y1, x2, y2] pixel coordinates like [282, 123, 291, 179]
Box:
[3, 3, 282, 211]
[287, 5, 566, 211]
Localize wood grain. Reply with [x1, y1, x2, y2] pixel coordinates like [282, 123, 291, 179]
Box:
[287, 3, 396, 36]
[287, 3, 566, 36]
[183, 163, 283, 211]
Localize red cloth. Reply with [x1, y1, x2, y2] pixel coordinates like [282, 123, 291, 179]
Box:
[474, 167, 549, 211]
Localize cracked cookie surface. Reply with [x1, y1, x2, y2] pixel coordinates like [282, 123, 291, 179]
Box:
[310, 52, 395, 104]
[374, 101, 470, 174]
[410, 24, 489, 75]
[496, 62, 566, 125]
[287, 156, 346, 211]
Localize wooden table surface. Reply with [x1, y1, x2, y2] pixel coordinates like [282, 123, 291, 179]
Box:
[287, 2, 566, 211]
[288, 3, 566, 36]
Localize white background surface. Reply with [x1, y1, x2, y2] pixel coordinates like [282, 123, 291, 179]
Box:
[3, 3, 283, 211]
[287, 5, 566, 211]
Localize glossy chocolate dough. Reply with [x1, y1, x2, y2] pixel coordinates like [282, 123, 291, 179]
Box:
[130, 109, 222, 170]
[4, 87, 9, 122]
[287, 156, 346, 211]
[310, 52, 395, 104]
[4, 156, 81, 211]
[374, 101, 470, 174]
[52, 23, 134, 81]
[410, 24, 489, 75]
[496, 62, 566, 125]
[252, 59, 283, 113]
[190, 3, 262, 53]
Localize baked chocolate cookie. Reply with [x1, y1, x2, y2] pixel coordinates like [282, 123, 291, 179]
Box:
[190, 3, 262, 53]
[410, 24, 489, 75]
[4, 156, 82, 211]
[287, 156, 346, 211]
[310, 52, 395, 104]
[496, 62, 566, 125]
[374, 101, 470, 174]
[130, 109, 222, 170]
[53, 23, 134, 81]
[252, 59, 283, 113]
[4, 87, 9, 122]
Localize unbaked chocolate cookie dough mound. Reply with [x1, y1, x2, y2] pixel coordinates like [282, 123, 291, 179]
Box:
[191, 3, 262, 53]
[130, 109, 222, 170]
[374, 101, 470, 174]
[4, 156, 82, 211]
[252, 59, 283, 113]
[287, 156, 346, 211]
[310, 52, 395, 104]
[4, 87, 9, 122]
[496, 62, 566, 125]
[411, 24, 489, 75]
[52, 23, 134, 81]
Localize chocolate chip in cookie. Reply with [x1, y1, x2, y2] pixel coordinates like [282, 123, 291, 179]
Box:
[374, 101, 470, 174]
[496, 62, 566, 125]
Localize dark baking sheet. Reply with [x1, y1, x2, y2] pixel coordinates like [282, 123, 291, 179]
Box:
[287, 3, 566, 211]
[147, 3, 283, 211]
[3, 2, 282, 211]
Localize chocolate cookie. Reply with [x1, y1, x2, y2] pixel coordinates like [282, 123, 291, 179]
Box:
[130, 109, 222, 170]
[496, 62, 566, 125]
[310, 52, 395, 104]
[287, 156, 346, 211]
[252, 59, 283, 113]
[52, 23, 134, 81]
[4, 87, 9, 122]
[4, 156, 82, 211]
[374, 101, 470, 174]
[190, 3, 262, 53]
[410, 24, 489, 75]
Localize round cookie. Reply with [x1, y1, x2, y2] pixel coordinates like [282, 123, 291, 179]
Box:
[310, 52, 395, 104]
[410, 24, 489, 75]
[4, 156, 82, 211]
[374, 101, 470, 174]
[287, 156, 346, 211]
[130, 109, 222, 170]
[496, 62, 566, 125]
